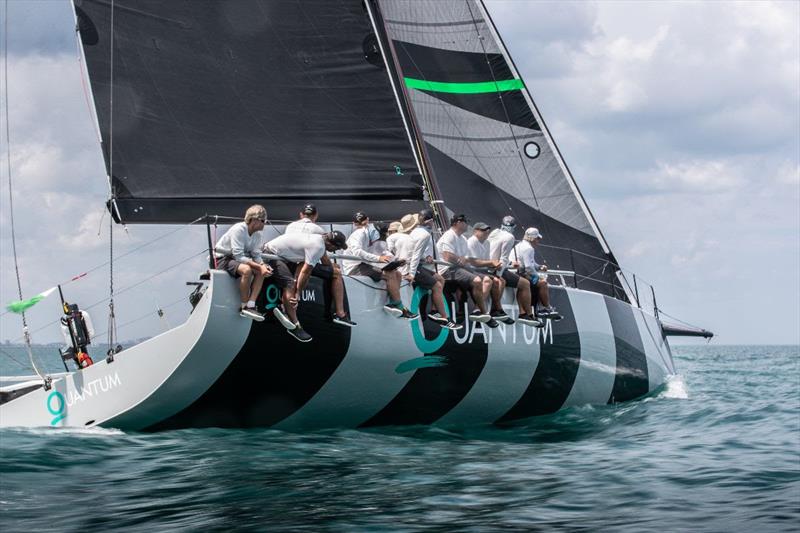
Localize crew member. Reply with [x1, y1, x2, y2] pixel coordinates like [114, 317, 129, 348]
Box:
[487, 216, 542, 327]
[263, 231, 353, 342]
[286, 203, 326, 235]
[466, 222, 513, 324]
[513, 227, 562, 320]
[214, 204, 273, 321]
[406, 209, 462, 331]
[343, 212, 415, 319]
[436, 214, 492, 324]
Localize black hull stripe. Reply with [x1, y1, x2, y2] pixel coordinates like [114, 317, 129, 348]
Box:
[605, 297, 649, 403]
[360, 293, 488, 427]
[497, 288, 581, 422]
[149, 278, 350, 429]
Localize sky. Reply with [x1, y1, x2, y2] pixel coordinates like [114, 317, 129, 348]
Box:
[1, 0, 798, 353]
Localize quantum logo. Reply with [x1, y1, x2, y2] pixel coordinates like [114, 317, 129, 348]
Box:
[47, 390, 66, 426]
[409, 287, 449, 354]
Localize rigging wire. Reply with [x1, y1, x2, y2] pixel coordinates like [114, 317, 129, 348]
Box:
[106, 0, 117, 359]
[2, 1, 49, 388]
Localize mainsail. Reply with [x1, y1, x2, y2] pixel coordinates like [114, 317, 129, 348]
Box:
[374, 0, 628, 299]
[75, 0, 426, 223]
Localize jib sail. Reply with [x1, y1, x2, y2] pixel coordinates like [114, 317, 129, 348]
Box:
[374, 0, 629, 299]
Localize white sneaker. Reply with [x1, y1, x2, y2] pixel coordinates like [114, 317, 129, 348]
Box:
[240, 307, 265, 322]
[272, 307, 296, 330]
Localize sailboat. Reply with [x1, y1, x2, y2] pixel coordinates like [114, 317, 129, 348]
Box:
[1, 0, 711, 430]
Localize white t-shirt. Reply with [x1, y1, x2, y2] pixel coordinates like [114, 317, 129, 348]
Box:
[488, 228, 516, 269]
[512, 240, 539, 274]
[264, 233, 326, 266]
[466, 235, 490, 261]
[214, 222, 264, 264]
[343, 226, 381, 275]
[408, 226, 434, 276]
[387, 233, 413, 275]
[436, 228, 468, 274]
[285, 217, 326, 235]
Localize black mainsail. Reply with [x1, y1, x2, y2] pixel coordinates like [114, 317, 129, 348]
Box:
[375, 0, 629, 299]
[75, 0, 426, 223]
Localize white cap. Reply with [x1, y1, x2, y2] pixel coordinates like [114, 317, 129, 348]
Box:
[524, 227, 543, 240]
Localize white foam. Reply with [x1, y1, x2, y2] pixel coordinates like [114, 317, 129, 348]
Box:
[5, 426, 125, 437]
[659, 374, 689, 400]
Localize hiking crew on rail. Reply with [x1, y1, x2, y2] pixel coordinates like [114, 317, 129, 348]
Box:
[215, 205, 562, 342]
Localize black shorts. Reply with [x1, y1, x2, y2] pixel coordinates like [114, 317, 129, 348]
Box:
[413, 268, 437, 290]
[444, 268, 477, 290]
[266, 259, 295, 288]
[311, 263, 334, 281]
[350, 263, 383, 282]
[501, 269, 520, 288]
[217, 256, 243, 278]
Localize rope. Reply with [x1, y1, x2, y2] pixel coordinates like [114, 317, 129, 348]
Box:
[106, 0, 117, 357]
[3, 1, 48, 386]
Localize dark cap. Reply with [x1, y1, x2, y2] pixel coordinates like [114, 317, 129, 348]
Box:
[302, 204, 317, 216]
[450, 213, 468, 226]
[472, 221, 490, 231]
[418, 208, 435, 222]
[353, 211, 368, 224]
[501, 215, 517, 228]
[327, 230, 348, 250]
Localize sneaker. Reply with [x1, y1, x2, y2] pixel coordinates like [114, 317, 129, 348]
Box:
[383, 304, 403, 318]
[287, 324, 313, 343]
[240, 307, 265, 322]
[441, 320, 463, 331]
[333, 315, 357, 327]
[517, 313, 544, 327]
[491, 310, 514, 324]
[537, 307, 563, 321]
[400, 308, 420, 320]
[272, 307, 296, 330]
[469, 310, 492, 323]
[486, 318, 499, 329]
[427, 312, 449, 325]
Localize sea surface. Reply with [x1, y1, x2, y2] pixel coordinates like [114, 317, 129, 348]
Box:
[0, 345, 798, 531]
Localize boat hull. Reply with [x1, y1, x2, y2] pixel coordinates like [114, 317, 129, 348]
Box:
[152, 275, 674, 431]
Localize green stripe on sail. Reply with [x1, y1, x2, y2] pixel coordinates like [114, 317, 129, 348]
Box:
[6, 286, 57, 314]
[403, 77, 525, 94]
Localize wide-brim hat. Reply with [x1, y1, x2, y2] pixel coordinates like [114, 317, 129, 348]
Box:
[398, 213, 419, 233]
[388, 221, 402, 233]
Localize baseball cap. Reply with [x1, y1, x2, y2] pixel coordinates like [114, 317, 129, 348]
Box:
[524, 227, 543, 240]
[472, 222, 490, 231]
[328, 230, 348, 250]
[450, 213, 469, 226]
[418, 208, 435, 222]
[501, 215, 517, 228]
[353, 211, 368, 223]
[302, 204, 317, 216]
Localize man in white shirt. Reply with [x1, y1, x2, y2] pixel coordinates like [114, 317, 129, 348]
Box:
[344, 212, 416, 320]
[213, 204, 273, 321]
[406, 209, 462, 331]
[466, 222, 513, 324]
[436, 214, 492, 324]
[263, 230, 352, 342]
[487, 216, 541, 327]
[513, 228, 561, 320]
[285, 204, 326, 235]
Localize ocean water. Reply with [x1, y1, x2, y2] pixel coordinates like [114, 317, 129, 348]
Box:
[0, 345, 798, 531]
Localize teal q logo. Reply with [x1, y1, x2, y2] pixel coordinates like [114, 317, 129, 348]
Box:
[409, 287, 449, 354]
[264, 284, 280, 310]
[47, 391, 66, 426]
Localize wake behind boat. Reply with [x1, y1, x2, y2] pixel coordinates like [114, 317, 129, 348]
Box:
[1, 0, 711, 430]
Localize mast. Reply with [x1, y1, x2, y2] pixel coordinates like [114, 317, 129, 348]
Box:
[364, 0, 447, 230]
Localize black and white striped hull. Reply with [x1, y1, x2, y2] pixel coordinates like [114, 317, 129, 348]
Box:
[151, 274, 674, 431]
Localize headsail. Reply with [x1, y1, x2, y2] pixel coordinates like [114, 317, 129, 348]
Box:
[375, 0, 628, 299]
[74, 0, 426, 223]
